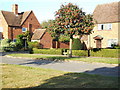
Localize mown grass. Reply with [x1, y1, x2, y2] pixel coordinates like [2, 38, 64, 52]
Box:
[2, 64, 119, 88]
[8, 54, 119, 64]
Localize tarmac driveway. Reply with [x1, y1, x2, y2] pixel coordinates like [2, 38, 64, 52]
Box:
[1, 56, 119, 77]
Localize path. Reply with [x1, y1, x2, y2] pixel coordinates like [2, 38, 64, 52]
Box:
[1, 56, 119, 77]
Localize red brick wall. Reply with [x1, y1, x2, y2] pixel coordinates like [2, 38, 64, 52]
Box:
[59, 42, 69, 49]
[22, 11, 41, 33]
[40, 32, 69, 49]
[52, 41, 69, 49]
[13, 27, 23, 39]
[40, 32, 53, 48]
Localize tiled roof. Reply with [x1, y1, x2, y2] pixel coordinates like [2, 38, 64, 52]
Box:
[0, 10, 32, 26]
[93, 1, 120, 24]
[31, 29, 46, 40]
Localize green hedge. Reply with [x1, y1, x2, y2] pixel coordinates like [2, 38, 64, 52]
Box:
[33, 48, 62, 55]
[33, 48, 87, 56]
[72, 50, 88, 56]
[91, 49, 119, 58]
[33, 48, 118, 58]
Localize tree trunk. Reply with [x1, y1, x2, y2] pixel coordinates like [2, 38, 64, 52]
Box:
[69, 38, 72, 57]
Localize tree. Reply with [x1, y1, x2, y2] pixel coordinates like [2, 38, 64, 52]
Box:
[41, 20, 54, 29]
[47, 3, 94, 57]
[72, 38, 82, 50]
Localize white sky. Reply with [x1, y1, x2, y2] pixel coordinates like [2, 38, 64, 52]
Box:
[0, 0, 119, 23]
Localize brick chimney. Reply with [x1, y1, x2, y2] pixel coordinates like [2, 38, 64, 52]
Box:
[12, 4, 18, 14]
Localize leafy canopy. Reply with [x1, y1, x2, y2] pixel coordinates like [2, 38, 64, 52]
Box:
[47, 3, 94, 38]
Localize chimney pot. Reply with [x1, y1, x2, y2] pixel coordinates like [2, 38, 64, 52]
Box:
[12, 4, 18, 14]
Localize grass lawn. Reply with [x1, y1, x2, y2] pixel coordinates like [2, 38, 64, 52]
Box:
[8, 53, 119, 64]
[2, 64, 119, 88]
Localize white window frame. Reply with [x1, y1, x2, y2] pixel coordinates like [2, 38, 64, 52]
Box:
[0, 27, 3, 32]
[107, 24, 112, 30]
[98, 24, 104, 30]
[22, 27, 27, 32]
[98, 24, 112, 30]
[107, 39, 118, 47]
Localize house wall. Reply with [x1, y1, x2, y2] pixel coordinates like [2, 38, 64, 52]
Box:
[59, 42, 69, 49]
[8, 27, 23, 40]
[22, 11, 41, 33]
[52, 41, 69, 49]
[40, 32, 53, 48]
[90, 22, 119, 48]
[0, 11, 9, 39]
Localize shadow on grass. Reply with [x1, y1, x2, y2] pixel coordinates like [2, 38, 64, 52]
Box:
[26, 67, 119, 88]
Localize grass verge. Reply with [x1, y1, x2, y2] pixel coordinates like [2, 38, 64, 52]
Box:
[2, 64, 119, 88]
[8, 54, 119, 64]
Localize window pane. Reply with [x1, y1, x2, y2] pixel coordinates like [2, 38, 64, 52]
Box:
[108, 39, 118, 47]
[22, 27, 27, 32]
[108, 24, 112, 30]
[0, 27, 3, 32]
[98, 24, 101, 30]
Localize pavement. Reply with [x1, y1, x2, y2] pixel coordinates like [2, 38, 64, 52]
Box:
[1, 55, 120, 77]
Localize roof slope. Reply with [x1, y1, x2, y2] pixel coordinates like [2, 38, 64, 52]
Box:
[31, 29, 46, 40]
[93, 1, 120, 24]
[1, 10, 32, 26]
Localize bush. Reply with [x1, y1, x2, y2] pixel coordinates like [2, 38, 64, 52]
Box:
[28, 41, 42, 49]
[33, 48, 62, 55]
[1, 39, 13, 52]
[72, 38, 82, 50]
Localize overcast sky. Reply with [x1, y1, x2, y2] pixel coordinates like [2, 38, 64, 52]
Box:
[0, 0, 119, 23]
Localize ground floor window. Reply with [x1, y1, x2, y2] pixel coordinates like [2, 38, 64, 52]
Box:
[107, 39, 118, 47]
[13, 39, 16, 42]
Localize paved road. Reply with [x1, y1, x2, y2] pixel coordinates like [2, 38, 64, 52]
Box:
[1, 56, 119, 77]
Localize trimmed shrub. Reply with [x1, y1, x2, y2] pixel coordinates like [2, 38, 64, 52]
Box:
[33, 48, 118, 58]
[33, 48, 62, 55]
[72, 50, 88, 56]
[72, 38, 82, 50]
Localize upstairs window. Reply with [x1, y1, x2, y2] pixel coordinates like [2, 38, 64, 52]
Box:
[98, 24, 112, 30]
[98, 24, 104, 30]
[0, 27, 3, 32]
[22, 27, 27, 32]
[107, 24, 112, 30]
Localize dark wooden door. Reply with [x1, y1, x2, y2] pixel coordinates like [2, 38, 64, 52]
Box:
[96, 40, 101, 48]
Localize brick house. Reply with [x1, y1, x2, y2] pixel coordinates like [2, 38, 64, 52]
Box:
[0, 4, 41, 40]
[84, 1, 120, 49]
[31, 29, 69, 49]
